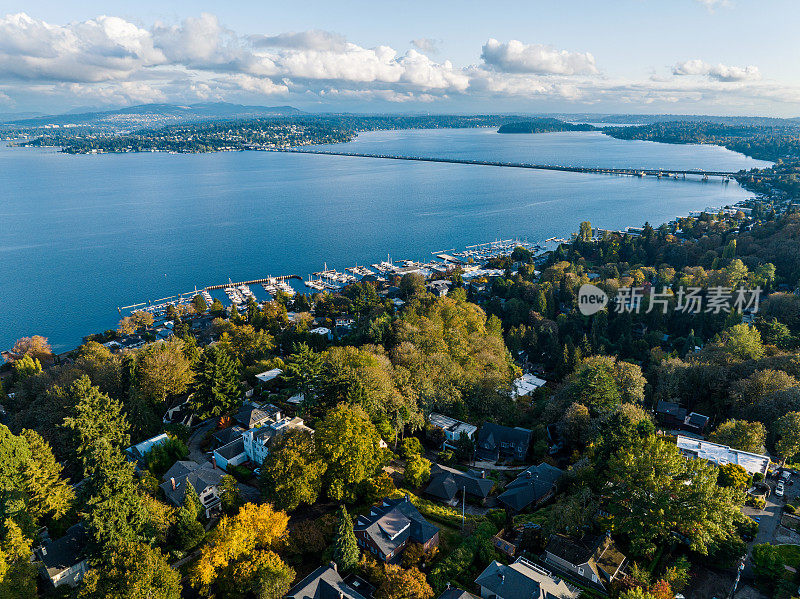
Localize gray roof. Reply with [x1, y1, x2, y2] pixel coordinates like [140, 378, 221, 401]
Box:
[286, 564, 368, 599]
[214, 437, 245, 460]
[438, 589, 479, 599]
[656, 401, 687, 420]
[425, 464, 494, 501]
[497, 463, 563, 512]
[475, 558, 578, 599]
[354, 496, 439, 559]
[160, 460, 224, 506]
[476, 423, 532, 458]
[213, 425, 245, 447]
[38, 524, 88, 579]
[234, 403, 280, 428]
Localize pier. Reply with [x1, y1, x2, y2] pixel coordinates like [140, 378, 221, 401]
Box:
[271, 148, 740, 179]
[204, 275, 300, 291]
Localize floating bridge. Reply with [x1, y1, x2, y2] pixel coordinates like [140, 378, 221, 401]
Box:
[269, 147, 739, 179]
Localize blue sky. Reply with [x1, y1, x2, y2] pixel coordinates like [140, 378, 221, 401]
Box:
[1, 0, 798, 115]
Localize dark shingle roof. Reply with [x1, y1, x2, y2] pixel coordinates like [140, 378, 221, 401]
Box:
[214, 437, 245, 460]
[497, 463, 563, 512]
[425, 464, 494, 501]
[286, 564, 368, 599]
[160, 460, 224, 506]
[38, 524, 88, 579]
[354, 496, 439, 558]
[438, 589, 478, 599]
[476, 423, 532, 457]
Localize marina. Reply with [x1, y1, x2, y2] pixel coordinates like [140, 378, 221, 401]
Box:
[117, 238, 540, 317]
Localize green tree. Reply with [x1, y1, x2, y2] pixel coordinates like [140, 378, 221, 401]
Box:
[707, 324, 765, 361]
[192, 294, 208, 313]
[0, 519, 37, 599]
[79, 542, 181, 599]
[137, 338, 194, 407]
[332, 506, 359, 572]
[709, 420, 766, 453]
[82, 440, 155, 547]
[606, 434, 743, 557]
[399, 272, 426, 299]
[220, 474, 243, 515]
[19, 429, 74, 523]
[717, 463, 751, 490]
[259, 428, 325, 511]
[315, 404, 384, 501]
[62, 376, 130, 472]
[404, 454, 431, 488]
[12, 354, 42, 381]
[774, 411, 800, 462]
[170, 507, 205, 551]
[191, 345, 241, 420]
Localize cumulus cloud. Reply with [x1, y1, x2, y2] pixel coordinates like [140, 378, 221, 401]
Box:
[410, 37, 439, 54]
[0, 12, 165, 82]
[673, 59, 761, 82]
[0, 11, 796, 114]
[251, 30, 346, 52]
[480, 38, 598, 75]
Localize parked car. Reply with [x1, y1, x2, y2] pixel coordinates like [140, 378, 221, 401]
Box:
[776, 482, 785, 497]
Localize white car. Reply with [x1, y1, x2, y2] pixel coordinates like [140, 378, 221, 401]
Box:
[776, 482, 785, 497]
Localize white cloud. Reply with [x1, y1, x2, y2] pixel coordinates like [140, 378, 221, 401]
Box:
[0, 12, 165, 82]
[696, 0, 731, 10]
[480, 38, 598, 75]
[0, 11, 797, 115]
[673, 59, 761, 82]
[410, 38, 439, 54]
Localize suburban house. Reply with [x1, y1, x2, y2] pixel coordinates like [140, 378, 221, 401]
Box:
[241, 416, 314, 465]
[354, 496, 440, 563]
[35, 524, 89, 589]
[124, 432, 169, 467]
[438, 587, 478, 599]
[543, 533, 626, 591]
[429, 412, 478, 450]
[424, 464, 494, 505]
[234, 402, 281, 429]
[497, 463, 563, 512]
[474, 556, 579, 599]
[212, 425, 246, 448]
[285, 562, 369, 599]
[512, 373, 547, 399]
[255, 368, 283, 383]
[655, 402, 710, 434]
[654, 400, 687, 429]
[676, 434, 770, 476]
[160, 460, 224, 517]
[426, 280, 452, 297]
[476, 423, 532, 462]
[213, 437, 247, 471]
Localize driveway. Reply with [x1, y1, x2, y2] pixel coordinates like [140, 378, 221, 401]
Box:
[187, 419, 216, 463]
[741, 471, 799, 578]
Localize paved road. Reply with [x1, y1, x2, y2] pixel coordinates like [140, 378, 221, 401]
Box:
[187, 420, 216, 463]
[741, 471, 799, 578]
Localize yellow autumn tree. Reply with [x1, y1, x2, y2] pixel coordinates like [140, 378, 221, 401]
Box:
[191, 503, 289, 595]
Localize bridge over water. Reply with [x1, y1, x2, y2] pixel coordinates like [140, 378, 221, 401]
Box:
[269, 147, 740, 179]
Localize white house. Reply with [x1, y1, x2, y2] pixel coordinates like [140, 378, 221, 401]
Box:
[242, 417, 314, 465]
[36, 524, 89, 589]
[676, 434, 770, 476]
[429, 413, 477, 450]
[255, 368, 283, 383]
[512, 373, 547, 399]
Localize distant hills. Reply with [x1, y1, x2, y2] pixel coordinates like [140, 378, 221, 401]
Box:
[2, 102, 305, 129]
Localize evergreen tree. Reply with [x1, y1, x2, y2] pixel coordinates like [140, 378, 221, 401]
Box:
[62, 376, 130, 473]
[191, 346, 241, 420]
[331, 506, 359, 572]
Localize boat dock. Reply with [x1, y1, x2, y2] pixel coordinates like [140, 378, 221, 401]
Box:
[205, 275, 300, 291]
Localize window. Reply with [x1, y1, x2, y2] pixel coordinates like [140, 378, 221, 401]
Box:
[578, 567, 584, 575]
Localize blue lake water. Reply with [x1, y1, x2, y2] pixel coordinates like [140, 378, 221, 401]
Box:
[0, 128, 770, 352]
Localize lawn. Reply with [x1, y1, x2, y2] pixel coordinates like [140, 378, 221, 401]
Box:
[775, 544, 800, 569]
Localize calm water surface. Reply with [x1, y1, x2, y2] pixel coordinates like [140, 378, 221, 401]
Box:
[0, 128, 771, 351]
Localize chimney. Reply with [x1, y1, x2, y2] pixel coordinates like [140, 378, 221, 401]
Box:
[526, 470, 532, 479]
[330, 561, 338, 573]
[170, 477, 176, 490]
[481, 469, 486, 479]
